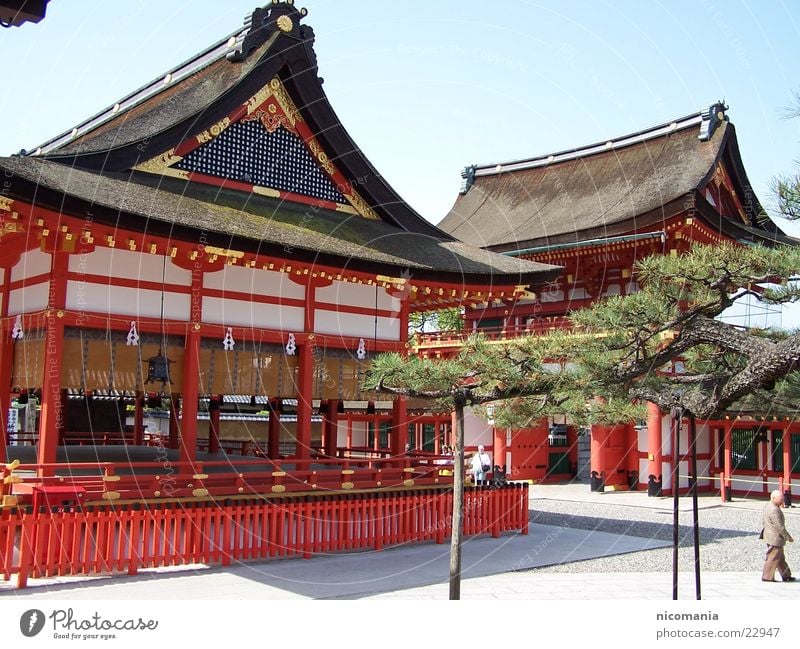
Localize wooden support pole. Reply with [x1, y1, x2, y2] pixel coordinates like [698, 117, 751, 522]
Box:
[179, 331, 200, 467]
[168, 394, 180, 450]
[324, 399, 340, 459]
[723, 420, 733, 503]
[267, 398, 280, 459]
[647, 401, 663, 496]
[208, 395, 221, 454]
[391, 397, 408, 467]
[295, 343, 313, 460]
[782, 423, 792, 506]
[0, 337, 13, 463]
[38, 250, 68, 473]
[133, 391, 145, 446]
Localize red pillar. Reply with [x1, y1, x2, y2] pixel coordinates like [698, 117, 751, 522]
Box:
[295, 343, 313, 461]
[391, 397, 408, 465]
[647, 402, 663, 496]
[493, 427, 507, 471]
[782, 423, 791, 505]
[38, 250, 68, 472]
[179, 331, 200, 467]
[133, 391, 145, 446]
[722, 420, 733, 502]
[589, 423, 609, 492]
[208, 395, 221, 454]
[0, 336, 12, 463]
[0, 260, 12, 463]
[324, 399, 340, 458]
[168, 395, 180, 450]
[267, 398, 281, 459]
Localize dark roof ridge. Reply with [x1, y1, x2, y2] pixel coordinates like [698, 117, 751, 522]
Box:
[461, 102, 728, 188]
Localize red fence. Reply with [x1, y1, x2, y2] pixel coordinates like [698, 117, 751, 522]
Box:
[0, 484, 528, 589]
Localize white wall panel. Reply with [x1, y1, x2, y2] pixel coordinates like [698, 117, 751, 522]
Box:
[637, 425, 648, 453]
[69, 248, 191, 285]
[314, 309, 400, 340]
[202, 296, 304, 330]
[11, 249, 51, 282]
[8, 283, 49, 314]
[350, 421, 368, 447]
[316, 281, 399, 312]
[204, 266, 304, 300]
[66, 282, 189, 319]
[464, 408, 491, 449]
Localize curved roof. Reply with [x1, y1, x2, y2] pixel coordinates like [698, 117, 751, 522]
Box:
[438, 109, 788, 251]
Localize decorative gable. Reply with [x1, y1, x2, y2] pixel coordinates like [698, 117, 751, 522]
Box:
[133, 77, 379, 220]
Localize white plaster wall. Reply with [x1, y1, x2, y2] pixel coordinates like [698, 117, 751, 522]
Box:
[602, 284, 621, 297]
[66, 282, 189, 319]
[637, 425, 648, 453]
[463, 407, 492, 449]
[316, 281, 399, 312]
[696, 422, 711, 454]
[11, 249, 51, 282]
[662, 460, 690, 490]
[639, 458, 650, 482]
[314, 309, 400, 341]
[540, 290, 564, 302]
[202, 296, 304, 330]
[336, 420, 348, 448]
[204, 266, 304, 300]
[350, 421, 368, 447]
[8, 283, 48, 314]
[568, 287, 589, 300]
[625, 281, 640, 295]
[69, 248, 191, 285]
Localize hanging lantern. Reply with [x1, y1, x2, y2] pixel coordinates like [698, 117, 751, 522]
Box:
[126, 321, 140, 346]
[285, 333, 297, 356]
[145, 347, 174, 386]
[11, 315, 24, 340]
[223, 327, 236, 351]
[356, 337, 367, 360]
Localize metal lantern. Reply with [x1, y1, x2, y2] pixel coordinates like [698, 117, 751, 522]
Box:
[145, 347, 173, 386]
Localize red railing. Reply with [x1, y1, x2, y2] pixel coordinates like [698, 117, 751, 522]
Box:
[0, 483, 529, 589]
[3, 456, 459, 506]
[415, 317, 574, 348]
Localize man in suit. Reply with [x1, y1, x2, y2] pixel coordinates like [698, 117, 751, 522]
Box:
[762, 490, 796, 582]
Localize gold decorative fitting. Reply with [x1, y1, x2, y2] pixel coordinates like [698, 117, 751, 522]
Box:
[276, 15, 293, 32]
[342, 482, 354, 490]
[238, 487, 244, 493]
[192, 488, 209, 498]
[0, 197, 13, 211]
[103, 475, 121, 482]
[271, 485, 286, 493]
[272, 471, 286, 477]
[154, 490, 161, 497]
[403, 479, 415, 487]
[341, 469, 355, 475]
[102, 492, 121, 501]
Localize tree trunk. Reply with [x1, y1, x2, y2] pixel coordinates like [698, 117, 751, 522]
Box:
[449, 395, 466, 600]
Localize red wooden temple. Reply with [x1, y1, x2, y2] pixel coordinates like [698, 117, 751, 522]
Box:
[0, 2, 553, 587]
[429, 104, 799, 500]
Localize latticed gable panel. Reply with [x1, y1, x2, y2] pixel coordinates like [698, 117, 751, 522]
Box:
[174, 120, 346, 205]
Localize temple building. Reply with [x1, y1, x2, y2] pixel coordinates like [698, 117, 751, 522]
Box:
[0, 2, 551, 588]
[428, 104, 800, 499]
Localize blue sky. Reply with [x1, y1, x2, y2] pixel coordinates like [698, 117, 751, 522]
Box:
[1, 1, 798, 225]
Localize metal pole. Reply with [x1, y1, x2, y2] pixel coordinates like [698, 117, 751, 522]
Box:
[671, 406, 681, 600]
[689, 412, 701, 600]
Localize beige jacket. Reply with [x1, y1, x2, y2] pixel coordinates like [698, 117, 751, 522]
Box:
[763, 501, 793, 547]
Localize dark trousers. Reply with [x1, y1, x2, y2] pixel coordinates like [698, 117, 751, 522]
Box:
[762, 545, 792, 581]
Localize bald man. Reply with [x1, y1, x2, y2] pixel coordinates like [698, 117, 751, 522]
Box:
[762, 490, 796, 583]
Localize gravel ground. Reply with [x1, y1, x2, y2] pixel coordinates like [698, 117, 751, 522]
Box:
[526, 491, 800, 573]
